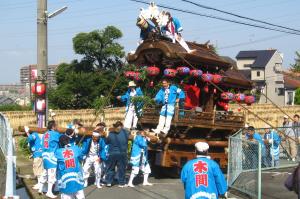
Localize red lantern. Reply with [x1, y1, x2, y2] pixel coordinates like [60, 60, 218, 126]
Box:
[234, 93, 245, 102]
[245, 95, 255, 105]
[146, 66, 160, 77]
[217, 101, 229, 111]
[189, 69, 203, 77]
[203, 85, 209, 93]
[125, 71, 136, 80]
[212, 74, 223, 84]
[202, 73, 213, 82]
[177, 66, 190, 75]
[31, 83, 46, 96]
[238, 107, 242, 112]
[36, 99, 46, 112]
[164, 68, 177, 77]
[221, 92, 234, 101]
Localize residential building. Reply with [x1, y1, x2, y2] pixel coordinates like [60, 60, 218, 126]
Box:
[283, 75, 300, 105]
[20, 64, 58, 88]
[236, 49, 288, 105]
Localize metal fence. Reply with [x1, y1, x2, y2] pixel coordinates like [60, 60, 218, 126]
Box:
[228, 127, 298, 199]
[0, 113, 19, 198]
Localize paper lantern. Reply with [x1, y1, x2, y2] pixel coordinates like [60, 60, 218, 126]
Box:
[189, 69, 203, 77]
[164, 68, 177, 77]
[146, 66, 160, 77]
[234, 93, 245, 102]
[36, 99, 46, 112]
[124, 71, 136, 79]
[202, 73, 213, 82]
[177, 66, 190, 75]
[212, 74, 223, 84]
[217, 101, 229, 111]
[245, 95, 255, 105]
[31, 83, 46, 96]
[221, 92, 234, 101]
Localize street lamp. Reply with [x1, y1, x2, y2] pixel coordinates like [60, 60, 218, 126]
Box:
[37, 1, 67, 127]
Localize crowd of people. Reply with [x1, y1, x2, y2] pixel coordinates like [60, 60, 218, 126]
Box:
[243, 114, 300, 168]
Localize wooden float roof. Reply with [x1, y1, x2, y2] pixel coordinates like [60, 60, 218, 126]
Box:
[127, 39, 253, 89]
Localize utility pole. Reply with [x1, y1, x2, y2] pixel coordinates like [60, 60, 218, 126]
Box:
[36, 0, 67, 127]
[37, 0, 48, 128]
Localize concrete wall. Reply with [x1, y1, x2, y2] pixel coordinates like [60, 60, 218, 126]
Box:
[251, 69, 265, 80]
[264, 51, 285, 106]
[236, 59, 255, 70]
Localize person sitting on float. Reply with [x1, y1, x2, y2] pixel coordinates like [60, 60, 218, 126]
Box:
[161, 12, 196, 53]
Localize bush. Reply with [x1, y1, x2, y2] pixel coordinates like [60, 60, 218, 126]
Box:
[294, 88, 300, 105]
[18, 137, 31, 157]
[0, 104, 31, 111]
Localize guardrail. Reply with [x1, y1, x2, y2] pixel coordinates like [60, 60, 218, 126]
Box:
[0, 113, 19, 198]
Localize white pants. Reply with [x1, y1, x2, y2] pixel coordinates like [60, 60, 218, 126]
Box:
[124, 108, 138, 129]
[40, 168, 56, 184]
[164, 31, 191, 52]
[61, 190, 85, 199]
[131, 163, 151, 175]
[83, 155, 101, 183]
[156, 115, 173, 134]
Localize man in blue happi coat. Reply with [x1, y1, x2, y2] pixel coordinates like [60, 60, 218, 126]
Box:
[117, 81, 143, 130]
[127, 130, 152, 187]
[55, 135, 85, 199]
[25, 126, 45, 191]
[263, 125, 281, 167]
[152, 78, 185, 136]
[161, 12, 195, 53]
[41, 120, 62, 198]
[181, 142, 227, 199]
[244, 126, 265, 169]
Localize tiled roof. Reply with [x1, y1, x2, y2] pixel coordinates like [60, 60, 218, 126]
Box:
[284, 75, 300, 90]
[236, 50, 276, 68]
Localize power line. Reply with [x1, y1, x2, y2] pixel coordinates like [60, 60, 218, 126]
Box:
[182, 0, 300, 34]
[130, 0, 300, 36]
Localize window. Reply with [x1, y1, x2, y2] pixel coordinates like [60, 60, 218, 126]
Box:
[257, 71, 260, 77]
[244, 64, 252, 68]
[275, 88, 284, 96]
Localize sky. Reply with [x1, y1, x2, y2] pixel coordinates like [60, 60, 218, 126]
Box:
[0, 0, 299, 84]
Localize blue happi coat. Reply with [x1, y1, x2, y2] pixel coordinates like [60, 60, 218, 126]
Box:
[121, 87, 143, 113]
[99, 138, 109, 161]
[55, 145, 84, 194]
[161, 17, 183, 34]
[130, 135, 148, 167]
[155, 85, 185, 117]
[181, 156, 227, 199]
[140, 23, 155, 40]
[264, 130, 281, 160]
[42, 130, 61, 169]
[27, 132, 43, 158]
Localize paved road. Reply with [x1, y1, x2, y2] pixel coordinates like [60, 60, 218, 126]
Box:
[84, 177, 185, 199]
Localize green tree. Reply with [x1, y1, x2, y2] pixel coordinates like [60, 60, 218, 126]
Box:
[294, 88, 300, 105]
[48, 26, 128, 109]
[73, 26, 125, 71]
[290, 51, 300, 72]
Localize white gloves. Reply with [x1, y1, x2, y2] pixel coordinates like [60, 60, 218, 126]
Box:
[74, 128, 79, 135]
[24, 126, 29, 133]
[268, 139, 273, 144]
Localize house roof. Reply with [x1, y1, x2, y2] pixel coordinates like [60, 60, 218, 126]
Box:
[0, 96, 15, 105]
[284, 75, 300, 90]
[236, 50, 276, 68]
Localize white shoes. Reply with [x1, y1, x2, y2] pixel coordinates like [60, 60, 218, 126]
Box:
[143, 182, 153, 186]
[45, 192, 57, 198]
[96, 183, 102, 189]
[84, 180, 88, 188]
[118, 185, 127, 188]
[292, 158, 296, 162]
[127, 183, 135, 188]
